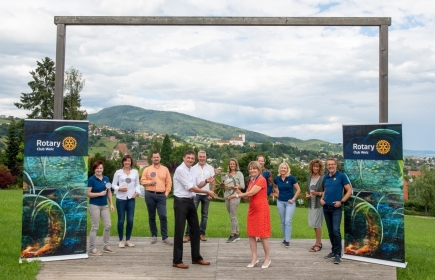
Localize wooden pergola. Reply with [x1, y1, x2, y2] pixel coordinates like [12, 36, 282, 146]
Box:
[53, 16, 391, 122]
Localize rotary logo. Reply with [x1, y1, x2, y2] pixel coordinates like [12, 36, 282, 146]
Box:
[376, 140, 390, 154]
[62, 136, 77, 151]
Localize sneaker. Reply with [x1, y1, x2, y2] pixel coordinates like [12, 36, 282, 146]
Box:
[119, 240, 125, 248]
[162, 239, 173, 246]
[334, 255, 341, 264]
[126, 240, 135, 247]
[183, 236, 190, 243]
[324, 252, 335, 259]
[281, 239, 286, 246]
[103, 247, 116, 253]
[226, 236, 234, 243]
[151, 236, 157, 244]
[89, 249, 102, 256]
[281, 241, 290, 248]
[233, 234, 240, 241]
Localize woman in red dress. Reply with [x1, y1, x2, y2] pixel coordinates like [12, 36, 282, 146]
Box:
[228, 161, 271, 268]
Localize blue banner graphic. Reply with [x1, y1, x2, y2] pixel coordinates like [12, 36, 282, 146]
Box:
[20, 120, 89, 262]
[342, 124, 406, 267]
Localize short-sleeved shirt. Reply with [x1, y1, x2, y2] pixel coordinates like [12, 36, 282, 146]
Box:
[88, 175, 110, 206]
[273, 175, 298, 201]
[323, 171, 350, 206]
[173, 162, 201, 198]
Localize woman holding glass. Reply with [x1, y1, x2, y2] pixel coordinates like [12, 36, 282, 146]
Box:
[228, 161, 271, 268]
[305, 159, 325, 252]
[87, 160, 115, 255]
[223, 158, 245, 243]
[112, 155, 141, 248]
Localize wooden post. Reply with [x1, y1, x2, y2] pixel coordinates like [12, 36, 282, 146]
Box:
[54, 24, 66, 119]
[379, 24, 388, 123]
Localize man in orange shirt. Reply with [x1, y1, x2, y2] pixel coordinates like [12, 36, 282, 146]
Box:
[141, 151, 173, 245]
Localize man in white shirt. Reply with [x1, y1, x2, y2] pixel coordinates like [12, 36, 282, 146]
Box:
[172, 150, 216, 269]
[183, 150, 215, 242]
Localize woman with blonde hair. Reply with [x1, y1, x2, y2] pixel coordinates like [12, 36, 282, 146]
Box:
[273, 162, 300, 248]
[305, 159, 325, 252]
[228, 161, 271, 268]
[223, 158, 245, 243]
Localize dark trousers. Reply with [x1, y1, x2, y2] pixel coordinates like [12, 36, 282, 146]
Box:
[116, 198, 135, 241]
[173, 196, 202, 264]
[185, 194, 209, 236]
[323, 205, 342, 256]
[145, 192, 168, 239]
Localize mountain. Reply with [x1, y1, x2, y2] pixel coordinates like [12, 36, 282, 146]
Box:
[87, 105, 342, 153]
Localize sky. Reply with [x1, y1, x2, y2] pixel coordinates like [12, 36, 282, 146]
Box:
[0, 0, 434, 151]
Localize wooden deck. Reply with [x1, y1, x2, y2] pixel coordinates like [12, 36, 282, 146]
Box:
[37, 237, 396, 280]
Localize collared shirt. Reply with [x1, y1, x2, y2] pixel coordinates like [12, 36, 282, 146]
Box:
[141, 165, 172, 195]
[112, 169, 142, 200]
[88, 174, 110, 206]
[192, 163, 215, 196]
[323, 170, 350, 206]
[173, 162, 201, 198]
[273, 175, 297, 201]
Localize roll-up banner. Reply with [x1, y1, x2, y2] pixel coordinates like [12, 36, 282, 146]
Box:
[20, 120, 89, 263]
[342, 123, 407, 268]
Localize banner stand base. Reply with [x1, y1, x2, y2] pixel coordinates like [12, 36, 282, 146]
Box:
[19, 253, 88, 264]
[343, 254, 407, 268]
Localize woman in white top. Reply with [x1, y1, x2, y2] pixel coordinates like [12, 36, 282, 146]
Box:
[112, 155, 141, 248]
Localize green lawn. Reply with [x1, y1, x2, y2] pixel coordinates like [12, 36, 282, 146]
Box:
[1, 190, 433, 279]
[88, 137, 116, 157]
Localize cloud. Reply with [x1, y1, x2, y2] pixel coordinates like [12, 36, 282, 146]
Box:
[1, 0, 434, 150]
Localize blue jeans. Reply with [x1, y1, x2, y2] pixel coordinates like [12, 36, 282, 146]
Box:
[116, 198, 135, 241]
[185, 194, 209, 236]
[323, 205, 342, 256]
[277, 200, 296, 241]
[145, 192, 168, 239]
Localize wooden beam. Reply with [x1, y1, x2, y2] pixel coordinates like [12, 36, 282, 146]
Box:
[54, 24, 66, 119]
[54, 16, 391, 26]
[379, 24, 388, 123]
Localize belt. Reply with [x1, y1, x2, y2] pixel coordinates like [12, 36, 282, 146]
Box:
[146, 190, 165, 194]
[174, 196, 194, 200]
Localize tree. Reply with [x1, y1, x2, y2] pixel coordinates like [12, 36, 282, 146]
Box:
[412, 165, 435, 215]
[15, 57, 55, 119]
[160, 134, 172, 166]
[0, 164, 16, 189]
[64, 66, 87, 120]
[5, 118, 19, 169]
[15, 58, 87, 119]
[147, 138, 162, 164]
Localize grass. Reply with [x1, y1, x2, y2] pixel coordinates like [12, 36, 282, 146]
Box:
[0, 190, 40, 280]
[88, 137, 116, 157]
[1, 190, 434, 279]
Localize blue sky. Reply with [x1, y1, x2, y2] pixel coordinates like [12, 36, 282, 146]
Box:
[0, 0, 434, 151]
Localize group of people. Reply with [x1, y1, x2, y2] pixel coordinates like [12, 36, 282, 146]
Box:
[87, 151, 352, 268]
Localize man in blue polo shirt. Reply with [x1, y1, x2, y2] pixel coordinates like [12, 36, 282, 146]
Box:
[320, 158, 352, 265]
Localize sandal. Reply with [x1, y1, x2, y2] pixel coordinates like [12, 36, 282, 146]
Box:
[89, 249, 102, 256]
[309, 244, 322, 252]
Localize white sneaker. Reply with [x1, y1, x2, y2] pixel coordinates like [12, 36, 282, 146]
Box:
[119, 240, 125, 248]
[151, 236, 157, 244]
[162, 239, 173, 246]
[125, 240, 135, 247]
